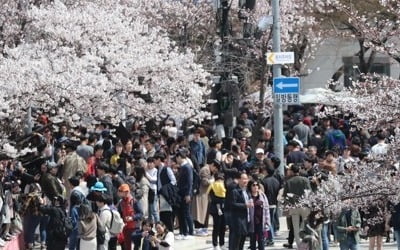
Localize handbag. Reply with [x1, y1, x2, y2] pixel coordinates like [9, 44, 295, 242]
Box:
[96, 213, 106, 245]
[11, 213, 23, 233]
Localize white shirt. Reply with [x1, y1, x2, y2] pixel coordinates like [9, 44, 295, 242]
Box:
[242, 188, 250, 222]
[146, 168, 158, 193]
[371, 142, 388, 156]
[157, 231, 174, 250]
[74, 182, 89, 196]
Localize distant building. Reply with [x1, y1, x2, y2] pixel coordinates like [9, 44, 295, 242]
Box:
[301, 38, 400, 92]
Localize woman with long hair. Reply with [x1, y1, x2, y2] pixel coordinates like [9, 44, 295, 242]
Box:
[133, 166, 150, 218]
[78, 204, 97, 249]
[151, 221, 174, 250]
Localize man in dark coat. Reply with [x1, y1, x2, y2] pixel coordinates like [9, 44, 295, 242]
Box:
[224, 171, 239, 249]
[262, 167, 281, 245]
[229, 172, 252, 250]
[176, 148, 194, 239]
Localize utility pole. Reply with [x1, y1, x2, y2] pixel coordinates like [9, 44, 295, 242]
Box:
[272, 0, 284, 175]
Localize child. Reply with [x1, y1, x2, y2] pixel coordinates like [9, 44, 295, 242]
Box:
[207, 173, 226, 250]
[132, 219, 156, 250]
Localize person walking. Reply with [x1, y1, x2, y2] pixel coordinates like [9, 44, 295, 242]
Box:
[262, 167, 280, 246]
[283, 164, 311, 248]
[336, 206, 361, 250]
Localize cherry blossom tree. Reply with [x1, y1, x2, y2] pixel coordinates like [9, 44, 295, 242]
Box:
[0, 0, 211, 147]
[282, 0, 400, 213]
[293, 75, 400, 218]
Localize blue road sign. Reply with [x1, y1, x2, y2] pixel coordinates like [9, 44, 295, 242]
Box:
[273, 77, 300, 94]
[273, 77, 300, 105]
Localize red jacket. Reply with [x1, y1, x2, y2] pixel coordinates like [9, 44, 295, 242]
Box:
[119, 195, 143, 229]
[86, 156, 100, 177]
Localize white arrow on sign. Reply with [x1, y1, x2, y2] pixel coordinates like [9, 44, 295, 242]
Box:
[276, 82, 298, 89]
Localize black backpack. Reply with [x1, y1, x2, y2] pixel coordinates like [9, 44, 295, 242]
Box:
[53, 208, 73, 239]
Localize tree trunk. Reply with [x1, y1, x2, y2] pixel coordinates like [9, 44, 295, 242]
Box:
[250, 50, 270, 157]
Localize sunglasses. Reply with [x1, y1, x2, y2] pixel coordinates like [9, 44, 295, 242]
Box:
[252, 183, 259, 186]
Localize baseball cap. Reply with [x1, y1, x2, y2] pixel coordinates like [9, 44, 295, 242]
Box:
[255, 148, 264, 154]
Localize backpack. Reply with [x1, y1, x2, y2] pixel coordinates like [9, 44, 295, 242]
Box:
[328, 132, 344, 152]
[103, 208, 124, 235]
[53, 209, 73, 239]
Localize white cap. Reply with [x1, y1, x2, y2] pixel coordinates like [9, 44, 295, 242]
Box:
[255, 148, 264, 154]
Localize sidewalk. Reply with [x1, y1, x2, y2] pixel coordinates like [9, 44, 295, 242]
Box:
[19, 216, 398, 250]
[174, 217, 399, 250]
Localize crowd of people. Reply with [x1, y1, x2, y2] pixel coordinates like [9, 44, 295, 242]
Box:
[0, 102, 399, 250]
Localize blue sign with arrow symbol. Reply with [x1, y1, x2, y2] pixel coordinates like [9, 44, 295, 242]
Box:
[273, 77, 300, 104]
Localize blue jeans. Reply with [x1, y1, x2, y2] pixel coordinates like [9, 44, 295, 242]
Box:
[275, 205, 281, 232]
[177, 201, 194, 236]
[394, 230, 400, 250]
[149, 195, 159, 223]
[322, 223, 330, 250]
[69, 230, 79, 250]
[267, 208, 275, 243]
[24, 215, 48, 244]
[339, 236, 358, 250]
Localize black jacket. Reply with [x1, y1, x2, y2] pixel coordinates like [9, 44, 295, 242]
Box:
[209, 190, 225, 215]
[390, 202, 400, 230]
[231, 187, 249, 236]
[224, 181, 238, 213]
[262, 175, 280, 206]
[160, 184, 181, 209]
[40, 205, 68, 242]
[177, 163, 193, 197]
